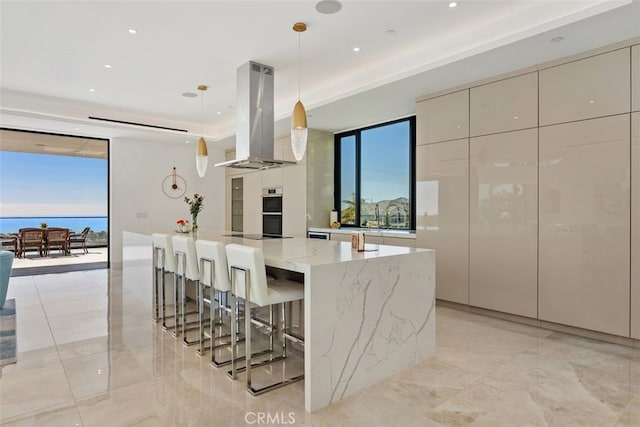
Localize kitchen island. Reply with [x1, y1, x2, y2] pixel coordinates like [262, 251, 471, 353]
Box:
[122, 230, 435, 412]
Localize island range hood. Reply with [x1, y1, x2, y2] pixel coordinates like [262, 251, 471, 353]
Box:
[215, 61, 296, 170]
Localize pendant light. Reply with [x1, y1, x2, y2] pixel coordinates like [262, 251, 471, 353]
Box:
[196, 84, 208, 178]
[291, 22, 308, 162]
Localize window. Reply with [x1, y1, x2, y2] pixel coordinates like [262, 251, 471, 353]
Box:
[335, 117, 415, 230]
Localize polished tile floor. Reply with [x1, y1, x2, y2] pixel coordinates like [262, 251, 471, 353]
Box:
[0, 269, 638, 426]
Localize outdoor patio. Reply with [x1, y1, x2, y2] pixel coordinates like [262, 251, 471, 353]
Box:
[9, 247, 108, 276]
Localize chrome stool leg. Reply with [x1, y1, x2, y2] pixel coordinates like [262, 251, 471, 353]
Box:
[226, 264, 304, 395]
[174, 251, 200, 346]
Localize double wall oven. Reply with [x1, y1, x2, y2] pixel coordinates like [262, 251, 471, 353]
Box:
[262, 187, 283, 236]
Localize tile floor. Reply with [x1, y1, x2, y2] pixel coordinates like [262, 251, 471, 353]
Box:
[0, 269, 638, 426]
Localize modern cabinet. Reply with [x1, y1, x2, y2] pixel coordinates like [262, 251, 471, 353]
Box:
[632, 112, 640, 339]
[469, 129, 538, 318]
[470, 72, 538, 137]
[633, 45, 640, 112]
[539, 48, 630, 126]
[539, 115, 630, 337]
[383, 237, 415, 248]
[242, 171, 262, 234]
[416, 90, 469, 145]
[231, 177, 243, 232]
[416, 138, 469, 304]
[330, 233, 351, 242]
[283, 164, 307, 237]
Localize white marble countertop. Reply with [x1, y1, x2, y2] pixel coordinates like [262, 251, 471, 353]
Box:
[155, 230, 427, 274]
[308, 227, 417, 239]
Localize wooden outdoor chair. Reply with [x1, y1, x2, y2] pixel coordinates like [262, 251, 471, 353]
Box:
[45, 228, 70, 256]
[0, 234, 18, 257]
[69, 227, 90, 254]
[17, 228, 46, 258]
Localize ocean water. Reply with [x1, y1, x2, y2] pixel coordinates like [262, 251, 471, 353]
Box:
[0, 217, 107, 234]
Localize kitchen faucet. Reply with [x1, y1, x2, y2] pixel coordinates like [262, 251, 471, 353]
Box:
[374, 203, 380, 229]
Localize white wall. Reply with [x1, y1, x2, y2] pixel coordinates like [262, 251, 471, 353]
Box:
[109, 138, 225, 267]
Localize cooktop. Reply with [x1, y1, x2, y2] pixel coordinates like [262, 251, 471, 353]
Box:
[222, 233, 293, 240]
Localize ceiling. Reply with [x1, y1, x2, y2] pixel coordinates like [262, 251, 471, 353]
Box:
[0, 129, 108, 158]
[1, 0, 639, 150]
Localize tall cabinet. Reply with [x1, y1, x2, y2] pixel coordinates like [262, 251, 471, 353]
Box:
[416, 91, 469, 304]
[631, 41, 640, 339]
[468, 73, 538, 318]
[538, 115, 630, 336]
[417, 39, 638, 339]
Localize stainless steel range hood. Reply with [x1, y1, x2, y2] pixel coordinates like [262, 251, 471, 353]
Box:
[215, 61, 296, 170]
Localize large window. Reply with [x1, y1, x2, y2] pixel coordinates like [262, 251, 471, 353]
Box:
[335, 117, 415, 230]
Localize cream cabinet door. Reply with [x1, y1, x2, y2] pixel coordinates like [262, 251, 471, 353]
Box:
[283, 164, 307, 237]
[242, 171, 262, 234]
[469, 129, 538, 318]
[470, 72, 538, 137]
[416, 90, 469, 145]
[539, 48, 630, 126]
[539, 115, 630, 337]
[383, 237, 415, 248]
[416, 138, 469, 304]
[632, 112, 640, 339]
[330, 233, 351, 242]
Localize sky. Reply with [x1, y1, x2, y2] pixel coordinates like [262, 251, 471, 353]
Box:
[0, 151, 107, 217]
[340, 120, 410, 206]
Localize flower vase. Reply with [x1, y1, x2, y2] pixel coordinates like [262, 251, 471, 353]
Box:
[191, 215, 198, 234]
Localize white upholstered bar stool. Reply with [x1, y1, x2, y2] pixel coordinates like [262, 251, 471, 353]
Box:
[172, 235, 201, 346]
[195, 239, 233, 363]
[151, 233, 176, 329]
[226, 243, 305, 395]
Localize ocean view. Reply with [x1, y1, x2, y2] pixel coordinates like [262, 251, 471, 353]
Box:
[0, 216, 107, 234]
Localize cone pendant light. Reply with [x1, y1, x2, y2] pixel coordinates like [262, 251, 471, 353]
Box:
[196, 85, 208, 178]
[291, 22, 308, 162]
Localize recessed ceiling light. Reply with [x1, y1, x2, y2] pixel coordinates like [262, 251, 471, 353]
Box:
[589, 99, 595, 104]
[89, 88, 96, 92]
[74, 127, 80, 131]
[128, 29, 137, 34]
[216, 111, 222, 115]
[550, 36, 564, 43]
[513, 115, 519, 120]
[353, 47, 360, 52]
[315, 0, 342, 14]
[449, 2, 458, 8]
[104, 64, 112, 69]
[185, 140, 190, 144]
[182, 92, 197, 98]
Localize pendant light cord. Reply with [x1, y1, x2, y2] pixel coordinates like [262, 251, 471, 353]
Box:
[200, 90, 204, 136]
[298, 31, 301, 101]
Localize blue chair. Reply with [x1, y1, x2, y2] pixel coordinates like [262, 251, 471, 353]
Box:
[0, 245, 14, 309]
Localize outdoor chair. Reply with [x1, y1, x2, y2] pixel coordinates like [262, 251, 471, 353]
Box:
[69, 227, 90, 254]
[17, 228, 46, 258]
[45, 228, 70, 256]
[0, 234, 18, 257]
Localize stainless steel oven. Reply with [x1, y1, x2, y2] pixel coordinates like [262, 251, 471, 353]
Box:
[262, 187, 283, 236]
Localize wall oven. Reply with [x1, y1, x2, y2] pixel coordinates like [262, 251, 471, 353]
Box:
[262, 187, 283, 235]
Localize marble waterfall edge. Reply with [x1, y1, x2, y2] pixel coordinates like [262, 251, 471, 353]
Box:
[307, 250, 435, 411]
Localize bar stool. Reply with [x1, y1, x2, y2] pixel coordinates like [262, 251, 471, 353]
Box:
[195, 239, 232, 363]
[151, 233, 175, 329]
[226, 243, 305, 395]
[172, 235, 200, 346]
